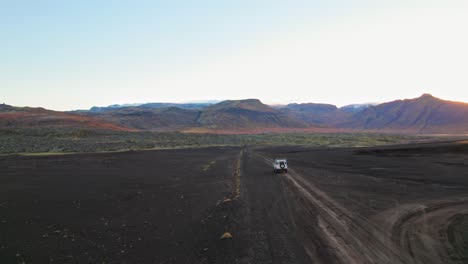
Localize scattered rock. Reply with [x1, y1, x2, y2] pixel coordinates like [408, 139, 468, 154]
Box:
[220, 232, 232, 239]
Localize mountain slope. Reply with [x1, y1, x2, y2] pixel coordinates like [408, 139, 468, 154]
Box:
[283, 103, 352, 125]
[84, 107, 200, 131]
[343, 94, 468, 133]
[197, 99, 308, 129]
[0, 104, 134, 131]
[286, 103, 338, 113]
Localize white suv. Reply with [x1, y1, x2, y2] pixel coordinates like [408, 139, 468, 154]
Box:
[273, 159, 288, 173]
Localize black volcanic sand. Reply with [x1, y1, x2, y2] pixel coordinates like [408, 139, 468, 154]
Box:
[1, 142, 468, 263]
[0, 147, 241, 263]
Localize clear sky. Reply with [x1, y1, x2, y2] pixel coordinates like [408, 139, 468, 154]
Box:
[1, 0, 467, 110]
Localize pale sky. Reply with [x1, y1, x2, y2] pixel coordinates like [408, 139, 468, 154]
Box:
[1, 0, 467, 110]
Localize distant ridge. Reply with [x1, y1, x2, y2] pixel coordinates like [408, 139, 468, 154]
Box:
[340, 103, 377, 113]
[341, 94, 468, 133]
[2, 94, 468, 134]
[0, 104, 135, 131]
[197, 99, 308, 129]
[80, 101, 218, 112]
[282, 103, 351, 125]
[83, 106, 200, 131]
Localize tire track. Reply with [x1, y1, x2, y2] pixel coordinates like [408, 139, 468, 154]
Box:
[241, 150, 308, 264]
[258, 152, 468, 264]
[375, 197, 468, 264]
[257, 153, 409, 264]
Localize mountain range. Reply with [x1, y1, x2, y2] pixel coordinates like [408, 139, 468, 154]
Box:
[1, 94, 467, 134]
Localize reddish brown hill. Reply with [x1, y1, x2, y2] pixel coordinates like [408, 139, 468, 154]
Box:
[0, 104, 135, 131]
[343, 94, 468, 133]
